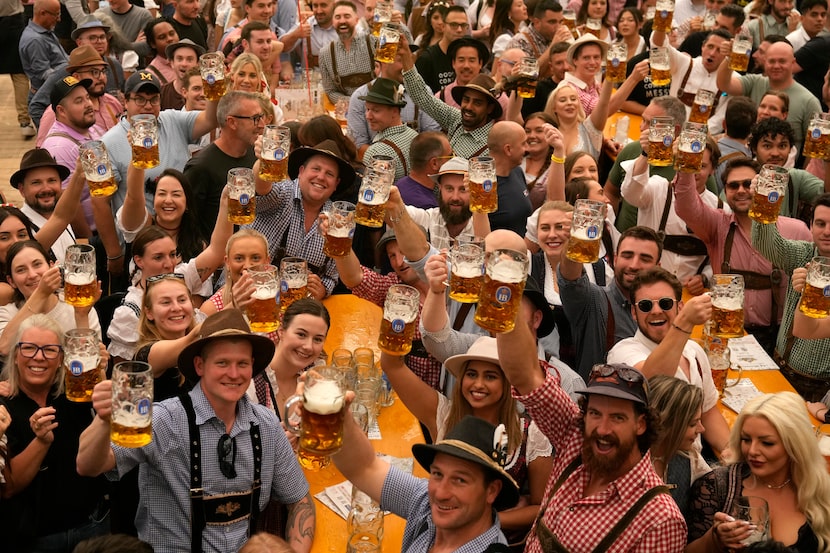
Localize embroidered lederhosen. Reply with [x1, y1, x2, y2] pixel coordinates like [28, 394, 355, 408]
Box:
[331, 35, 375, 90]
[722, 222, 782, 327]
[532, 457, 671, 552]
[180, 393, 262, 553]
[676, 60, 723, 113]
[658, 180, 710, 275]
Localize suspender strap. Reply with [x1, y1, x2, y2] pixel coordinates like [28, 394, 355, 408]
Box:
[180, 392, 206, 553]
[721, 222, 737, 274]
[677, 56, 695, 97]
[471, 143, 488, 158]
[658, 184, 674, 234]
[758, 17, 765, 42]
[521, 30, 541, 57]
[719, 150, 748, 168]
[452, 302, 474, 330]
[605, 295, 617, 352]
[45, 131, 82, 145]
[449, 122, 488, 157]
[379, 138, 409, 174]
[602, 222, 615, 270]
[721, 222, 781, 324]
[145, 64, 168, 85]
[591, 485, 672, 553]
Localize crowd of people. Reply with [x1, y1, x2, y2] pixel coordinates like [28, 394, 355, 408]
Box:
[5, 0, 830, 550]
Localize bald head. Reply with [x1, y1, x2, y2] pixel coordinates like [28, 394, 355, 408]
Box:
[485, 229, 526, 252]
[34, 0, 60, 27]
[764, 41, 796, 83]
[488, 121, 527, 168]
[497, 48, 526, 79]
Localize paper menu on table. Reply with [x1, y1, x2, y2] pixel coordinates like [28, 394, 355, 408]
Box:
[720, 379, 764, 413]
[726, 335, 779, 371]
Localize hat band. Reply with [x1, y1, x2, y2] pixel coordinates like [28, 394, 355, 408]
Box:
[197, 328, 252, 340]
[438, 439, 519, 488]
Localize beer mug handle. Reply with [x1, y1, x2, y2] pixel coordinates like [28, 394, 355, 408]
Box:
[284, 395, 303, 434]
[725, 365, 743, 388]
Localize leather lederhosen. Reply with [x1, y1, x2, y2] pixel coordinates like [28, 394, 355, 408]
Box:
[677, 60, 723, 113]
[380, 138, 409, 174]
[533, 457, 671, 552]
[180, 393, 263, 553]
[658, 181, 710, 275]
[331, 35, 375, 90]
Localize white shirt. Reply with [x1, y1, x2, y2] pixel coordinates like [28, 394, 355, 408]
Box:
[785, 26, 812, 52]
[404, 206, 474, 251]
[20, 204, 75, 264]
[673, 0, 707, 26]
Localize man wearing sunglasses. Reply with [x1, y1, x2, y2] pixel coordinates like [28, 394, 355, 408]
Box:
[608, 266, 732, 457]
[77, 309, 316, 553]
[495, 319, 687, 552]
[675, 157, 812, 354]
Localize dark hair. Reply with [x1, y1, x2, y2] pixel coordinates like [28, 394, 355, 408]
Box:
[147, 168, 206, 262]
[333, 0, 357, 11]
[421, 1, 450, 45]
[564, 175, 597, 204]
[282, 298, 331, 331]
[722, 157, 762, 183]
[801, 0, 828, 13]
[490, 0, 520, 46]
[6, 240, 50, 307]
[563, 151, 597, 182]
[619, 226, 663, 262]
[749, 117, 795, 153]
[298, 115, 360, 167]
[705, 27, 734, 42]
[760, 34, 792, 46]
[144, 18, 173, 53]
[73, 534, 155, 553]
[616, 6, 642, 27]
[130, 226, 175, 283]
[814, 193, 830, 214]
[761, 90, 789, 114]
[724, 96, 758, 139]
[283, 120, 303, 151]
[549, 40, 570, 55]
[0, 206, 35, 279]
[706, 135, 721, 169]
[576, 0, 610, 27]
[719, 4, 746, 28]
[410, 131, 448, 172]
[445, 4, 469, 21]
[534, 0, 561, 18]
[628, 266, 682, 304]
[241, 20, 270, 42]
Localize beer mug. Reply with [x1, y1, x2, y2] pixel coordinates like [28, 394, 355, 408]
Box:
[749, 164, 787, 224]
[649, 46, 671, 86]
[703, 339, 742, 397]
[372, 0, 392, 36]
[259, 125, 291, 182]
[324, 201, 356, 257]
[64, 244, 96, 307]
[703, 9, 717, 29]
[334, 98, 350, 129]
[246, 264, 280, 332]
[731, 497, 771, 545]
[378, 284, 420, 355]
[367, 153, 395, 174]
[200, 52, 226, 101]
[474, 249, 529, 333]
[585, 18, 602, 36]
[284, 367, 347, 470]
[79, 140, 117, 197]
[469, 156, 498, 213]
[64, 328, 101, 403]
[800, 256, 830, 318]
[730, 32, 752, 72]
[648, 116, 675, 167]
[280, 257, 308, 314]
[355, 377, 381, 427]
[606, 43, 628, 85]
[375, 25, 400, 64]
[517, 57, 539, 98]
[130, 114, 159, 169]
[228, 167, 256, 225]
[348, 486, 384, 553]
[353, 347, 375, 367]
[331, 348, 357, 391]
[689, 89, 716, 124]
[355, 169, 393, 228]
[562, 9, 577, 38]
[710, 274, 745, 338]
[804, 113, 830, 161]
[652, 0, 674, 32]
[111, 361, 153, 448]
[449, 242, 484, 303]
[675, 122, 707, 174]
[566, 199, 605, 263]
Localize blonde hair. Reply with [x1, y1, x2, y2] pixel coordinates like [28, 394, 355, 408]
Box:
[648, 375, 703, 459]
[137, 276, 196, 348]
[544, 82, 586, 126]
[221, 229, 270, 306]
[729, 392, 830, 552]
[239, 533, 293, 553]
[0, 314, 65, 399]
[230, 53, 264, 92]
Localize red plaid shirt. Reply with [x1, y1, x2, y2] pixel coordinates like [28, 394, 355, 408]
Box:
[351, 267, 442, 391]
[516, 373, 688, 553]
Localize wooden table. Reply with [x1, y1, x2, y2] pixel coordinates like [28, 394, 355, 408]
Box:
[603, 111, 643, 142]
[313, 294, 428, 553]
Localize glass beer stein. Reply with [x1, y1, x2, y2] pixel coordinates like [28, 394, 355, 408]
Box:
[474, 249, 529, 333]
[355, 169, 393, 228]
[200, 52, 227, 101]
[730, 32, 752, 72]
[280, 257, 308, 315]
[804, 113, 830, 161]
[449, 242, 485, 303]
[648, 116, 675, 167]
[606, 43, 628, 85]
[375, 25, 400, 64]
[323, 201, 357, 257]
[111, 361, 154, 448]
[710, 274, 745, 338]
[130, 114, 159, 169]
[64, 328, 101, 403]
[378, 284, 420, 355]
[675, 122, 707, 174]
[469, 156, 498, 213]
[227, 167, 256, 225]
[247, 264, 280, 332]
[748, 164, 787, 224]
[689, 89, 716, 124]
[653, 0, 674, 32]
[64, 244, 96, 307]
[649, 46, 671, 86]
[259, 125, 291, 182]
[566, 199, 605, 263]
[800, 256, 830, 318]
[79, 140, 117, 197]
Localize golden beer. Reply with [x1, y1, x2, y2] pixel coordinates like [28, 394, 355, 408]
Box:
[712, 303, 744, 338]
[470, 178, 498, 213]
[517, 78, 538, 98]
[729, 50, 750, 72]
[563, 15, 577, 38]
[566, 225, 602, 263]
[298, 378, 346, 469]
[649, 138, 674, 166]
[711, 368, 727, 397]
[65, 362, 102, 402]
[675, 148, 704, 173]
[280, 283, 308, 314]
[259, 158, 289, 182]
[689, 101, 713, 124]
[800, 281, 830, 318]
[475, 274, 526, 333]
[324, 232, 353, 257]
[650, 66, 671, 86]
[378, 317, 416, 355]
[131, 143, 159, 169]
[606, 59, 626, 84]
[202, 77, 226, 101]
[371, 20, 382, 36]
[653, 9, 673, 32]
[247, 291, 280, 333]
[229, 195, 256, 225]
[748, 191, 784, 224]
[64, 273, 96, 307]
[111, 419, 152, 448]
[355, 200, 386, 228]
[449, 265, 483, 303]
[375, 41, 399, 64]
[87, 176, 118, 197]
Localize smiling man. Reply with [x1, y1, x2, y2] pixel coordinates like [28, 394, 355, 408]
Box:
[319, 0, 376, 103]
[360, 77, 418, 181]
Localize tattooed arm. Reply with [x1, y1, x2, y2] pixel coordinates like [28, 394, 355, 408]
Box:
[285, 492, 316, 553]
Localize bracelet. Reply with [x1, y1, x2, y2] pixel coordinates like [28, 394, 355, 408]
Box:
[640, 149, 649, 157]
[388, 210, 403, 224]
[672, 322, 692, 334]
[107, 253, 124, 261]
[550, 153, 565, 164]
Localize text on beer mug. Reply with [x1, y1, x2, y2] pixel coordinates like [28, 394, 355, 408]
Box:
[378, 284, 420, 355]
[800, 256, 830, 319]
[111, 361, 154, 448]
[79, 140, 117, 197]
[710, 274, 745, 338]
[64, 244, 97, 308]
[64, 328, 101, 403]
[474, 249, 529, 333]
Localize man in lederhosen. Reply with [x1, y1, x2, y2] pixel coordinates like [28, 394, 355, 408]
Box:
[319, 0, 376, 104]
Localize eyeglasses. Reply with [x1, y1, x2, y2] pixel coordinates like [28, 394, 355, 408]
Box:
[589, 364, 645, 384]
[725, 179, 753, 191]
[17, 342, 63, 359]
[500, 59, 517, 66]
[130, 95, 161, 106]
[446, 22, 470, 29]
[84, 34, 108, 42]
[77, 68, 106, 78]
[229, 113, 267, 124]
[635, 297, 677, 313]
[146, 272, 185, 286]
[217, 434, 237, 478]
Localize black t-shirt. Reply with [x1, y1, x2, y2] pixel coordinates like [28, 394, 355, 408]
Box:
[625, 50, 670, 110]
[415, 43, 455, 93]
[521, 78, 559, 119]
[160, 81, 185, 111]
[168, 16, 209, 50]
[795, 36, 830, 111]
[490, 167, 533, 237]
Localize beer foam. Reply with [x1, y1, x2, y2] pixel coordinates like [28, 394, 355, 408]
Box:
[488, 263, 525, 284]
[282, 275, 307, 288]
[303, 379, 344, 414]
[808, 276, 830, 289]
[328, 226, 353, 238]
[67, 355, 99, 375]
[65, 272, 95, 285]
[252, 287, 278, 300]
[453, 264, 484, 278]
[385, 307, 418, 324]
[712, 296, 743, 310]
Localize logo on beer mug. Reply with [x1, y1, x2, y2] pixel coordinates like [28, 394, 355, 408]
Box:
[587, 225, 599, 239]
[138, 398, 151, 416]
[660, 9, 667, 16]
[363, 189, 375, 202]
[691, 141, 702, 153]
[391, 318, 405, 333]
[207, 74, 216, 84]
[699, 105, 707, 113]
[274, 148, 286, 160]
[143, 137, 154, 148]
[281, 280, 289, 293]
[663, 136, 673, 146]
[483, 179, 493, 192]
[70, 360, 84, 376]
[96, 164, 107, 175]
[612, 57, 620, 67]
[380, 35, 387, 46]
[768, 191, 779, 203]
[239, 193, 250, 206]
[824, 285, 830, 297]
[496, 286, 511, 303]
[813, 128, 821, 139]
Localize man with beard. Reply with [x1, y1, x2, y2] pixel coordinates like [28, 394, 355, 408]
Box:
[494, 320, 687, 553]
[608, 267, 731, 458]
[160, 39, 205, 110]
[747, 0, 798, 48]
[320, 0, 375, 104]
[675, 157, 811, 354]
[558, 226, 663, 381]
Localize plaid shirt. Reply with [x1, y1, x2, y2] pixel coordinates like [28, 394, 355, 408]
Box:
[752, 221, 830, 377]
[352, 266, 442, 390]
[403, 68, 493, 159]
[320, 32, 375, 103]
[365, 124, 419, 182]
[506, 25, 549, 59]
[516, 372, 687, 553]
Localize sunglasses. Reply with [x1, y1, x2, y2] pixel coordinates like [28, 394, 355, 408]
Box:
[725, 179, 752, 191]
[146, 272, 185, 285]
[589, 364, 645, 384]
[635, 297, 677, 313]
[218, 434, 237, 479]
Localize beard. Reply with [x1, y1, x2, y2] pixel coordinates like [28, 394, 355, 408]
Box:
[581, 429, 638, 476]
[438, 195, 472, 226]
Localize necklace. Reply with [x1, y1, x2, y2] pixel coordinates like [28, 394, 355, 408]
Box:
[753, 474, 792, 490]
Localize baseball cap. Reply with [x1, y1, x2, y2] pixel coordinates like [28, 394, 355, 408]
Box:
[578, 363, 649, 406]
[125, 70, 162, 95]
[50, 75, 93, 112]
